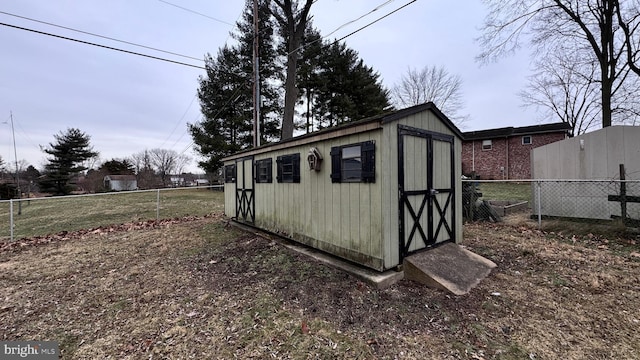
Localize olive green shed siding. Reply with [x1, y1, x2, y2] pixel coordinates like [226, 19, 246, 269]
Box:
[222, 103, 463, 272]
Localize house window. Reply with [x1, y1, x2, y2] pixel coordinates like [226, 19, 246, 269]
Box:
[224, 164, 236, 183]
[330, 141, 375, 183]
[522, 135, 532, 145]
[276, 153, 300, 183]
[482, 140, 492, 150]
[255, 158, 272, 183]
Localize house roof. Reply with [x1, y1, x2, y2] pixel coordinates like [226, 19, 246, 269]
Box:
[222, 102, 463, 162]
[104, 174, 136, 181]
[462, 122, 571, 141]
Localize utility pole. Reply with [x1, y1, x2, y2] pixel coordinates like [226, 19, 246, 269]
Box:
[9, 112, 21, 215]
[253, 0, 261, 147]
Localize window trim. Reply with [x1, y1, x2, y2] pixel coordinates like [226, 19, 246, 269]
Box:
[330, 141, 376, 183]
[276, 153, 301, 183]
[254, 158, 273, 183]
[522, 135, 532, 145]
[481, 139, 492, 151]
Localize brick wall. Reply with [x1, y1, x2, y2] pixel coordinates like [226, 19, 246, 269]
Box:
[462, 132, 566, 179]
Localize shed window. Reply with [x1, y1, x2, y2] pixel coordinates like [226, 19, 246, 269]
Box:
[330, 141, 375, 183]
[276, 153, 300, 183]
[255, 158, 272, 183]
[482, 140, 492, 150]
[522, 135, 532, 145]
[224, 164, 236, 183]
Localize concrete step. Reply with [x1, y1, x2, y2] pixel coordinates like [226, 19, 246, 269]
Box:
[404, 242, 496, 295]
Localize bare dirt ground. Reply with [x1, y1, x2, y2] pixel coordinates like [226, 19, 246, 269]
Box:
[1, 213, 640, 359]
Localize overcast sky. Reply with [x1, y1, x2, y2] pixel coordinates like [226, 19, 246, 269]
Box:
[0, 0, 539, 174]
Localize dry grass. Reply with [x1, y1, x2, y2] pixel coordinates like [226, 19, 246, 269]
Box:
[1, 211, 640, 359]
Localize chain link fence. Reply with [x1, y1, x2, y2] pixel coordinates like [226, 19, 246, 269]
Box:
[0, 186, 224, 242]
[462, 179, 640, 228]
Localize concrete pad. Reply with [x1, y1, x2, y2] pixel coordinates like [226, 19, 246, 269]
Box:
[404, 242, 496, 295]
[281, 242, 404, 289]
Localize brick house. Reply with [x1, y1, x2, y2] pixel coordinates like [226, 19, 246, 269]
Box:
[462, 123, 571, 179]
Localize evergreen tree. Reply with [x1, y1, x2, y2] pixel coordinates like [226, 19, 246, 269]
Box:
[190, 0, 280, 173]
[191, 1, 391, 172]
[313, 41, 390, 129]
[297, 26, 324, 133]
[190, 46, 251, 173]
[23, 165, 40, 183]
[233, 0, 282, 142]
[99, 159, 135, 175]
[39, 128, 98, 195]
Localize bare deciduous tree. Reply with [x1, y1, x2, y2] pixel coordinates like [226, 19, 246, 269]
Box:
[392, 65, 468, 126]
[478, 0, 640, 129]
[519, 52, 600, 135]
[615, 0, 640, 75]
[147, 148, 191, 186]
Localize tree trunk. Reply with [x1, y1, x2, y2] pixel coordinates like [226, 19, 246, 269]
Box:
[600, 0, 615, 128]
[281, 44, 299, 139]
[601, 73, 613, 128]
[272, 0, 314, 140]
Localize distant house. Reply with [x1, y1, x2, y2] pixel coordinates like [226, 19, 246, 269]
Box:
[169, 176, 186, 187]
[462, 123, 571, 179]
[104, 175, 137, 191]
[191, 178, 209, 186]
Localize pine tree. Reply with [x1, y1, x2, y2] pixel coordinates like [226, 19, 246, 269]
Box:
[313, 41, 390, 129]
[190, 0, 280, 173]
[39, 128, 98, 195]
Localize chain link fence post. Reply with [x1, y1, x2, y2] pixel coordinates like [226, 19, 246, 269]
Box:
[536, 180, 542, 228]
[9, 198, 14, 242]
[156, 189, 160, 221]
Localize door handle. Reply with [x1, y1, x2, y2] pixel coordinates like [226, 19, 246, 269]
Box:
[430, 189, 439, 196]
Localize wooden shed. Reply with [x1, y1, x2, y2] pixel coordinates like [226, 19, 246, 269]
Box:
[222, 103, 463, 272]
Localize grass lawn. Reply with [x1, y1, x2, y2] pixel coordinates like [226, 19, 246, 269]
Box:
[0, 188, 224, 241]
[471, 181, 532, 203]
[1, 203, 639, 358]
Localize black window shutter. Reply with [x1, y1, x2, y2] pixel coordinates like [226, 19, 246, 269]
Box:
[361, 141, 376, 183]
[330, 146, 341, 183]
[276, 157, 282, 183]
[266, 158, 273, 183]
[253, 162, 259, 182]
[292, 154, 301, 183]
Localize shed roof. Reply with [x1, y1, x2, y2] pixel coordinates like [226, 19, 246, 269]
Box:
[462, 122, 571, 141]
[222, 102, 462, 162]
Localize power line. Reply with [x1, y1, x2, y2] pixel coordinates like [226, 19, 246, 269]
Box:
[0, 10, 203, 62]
[178, 82, 249, 157]
[157, 0, 235, 26]
[0, 22, 206, 70]
[323, 0, 395, 39]
[159, 94, 197, 149]
[288, 0, 415, 56]
[331, 1, 416, 44]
